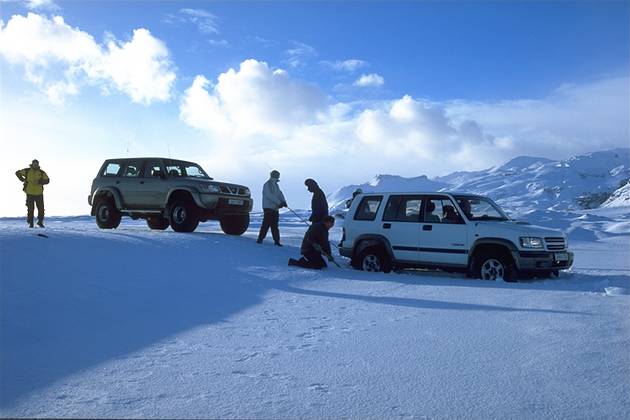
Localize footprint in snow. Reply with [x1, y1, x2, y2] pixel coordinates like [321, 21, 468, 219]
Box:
[308, 383, 329, 393]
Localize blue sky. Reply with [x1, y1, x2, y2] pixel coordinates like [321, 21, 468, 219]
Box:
[1, 0, 629, 215]
[37, 0, 629, 99]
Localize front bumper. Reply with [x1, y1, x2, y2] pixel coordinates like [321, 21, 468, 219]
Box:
[511, 250, 574, 271]
[197, 193, 253, 214]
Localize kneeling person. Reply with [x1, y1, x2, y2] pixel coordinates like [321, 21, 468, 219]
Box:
[288, 215, 335, 269]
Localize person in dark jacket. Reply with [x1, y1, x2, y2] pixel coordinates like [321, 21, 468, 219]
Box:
[15, 159, 50, 228]
[288, 215, 335, 269]
[304, 178, 328, 223]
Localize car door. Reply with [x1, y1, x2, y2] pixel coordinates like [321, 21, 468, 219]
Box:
[380, 195, 423, 263]
[117, 160, 145, 208]
[135, 160, 168, 208]
[418, 195, 468, 266]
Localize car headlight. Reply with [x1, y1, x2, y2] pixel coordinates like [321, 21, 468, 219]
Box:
[199, 184, 220, 194]
[243, 187, 251, 196]
[520, 237, 543, 248]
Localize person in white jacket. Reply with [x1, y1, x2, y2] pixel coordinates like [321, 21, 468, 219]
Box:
[257, 170, 287, 245]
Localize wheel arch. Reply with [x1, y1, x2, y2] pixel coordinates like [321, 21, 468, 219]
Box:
[353, 234, 395, 262]
[468, 238, 518, 268]
[91, 187, 123, 215]
[166, 188, 203, 208]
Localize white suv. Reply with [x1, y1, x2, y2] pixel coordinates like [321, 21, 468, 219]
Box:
[338, 192, 573, 281]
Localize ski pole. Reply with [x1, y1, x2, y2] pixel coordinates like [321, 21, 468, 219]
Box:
[286, 205, 311, 227]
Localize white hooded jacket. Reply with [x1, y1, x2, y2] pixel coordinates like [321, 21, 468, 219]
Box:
[262, 177, 286, 210]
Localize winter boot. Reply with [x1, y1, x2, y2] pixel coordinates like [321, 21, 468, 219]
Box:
[37, 221, 45, 228]
[288, 258, 299, 266]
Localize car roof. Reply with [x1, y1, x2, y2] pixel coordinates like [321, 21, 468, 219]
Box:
[104, 157, 197, 165]
[358, 191, 486, 199]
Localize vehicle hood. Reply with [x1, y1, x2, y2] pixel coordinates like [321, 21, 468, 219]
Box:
[189, 179, 248, 190]
[473, 220, 564, 237]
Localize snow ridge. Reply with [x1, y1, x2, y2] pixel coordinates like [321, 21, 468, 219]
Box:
[329, 148, 630, 213]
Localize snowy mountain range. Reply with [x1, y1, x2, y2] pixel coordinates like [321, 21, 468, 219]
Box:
[329, 148, 630, 213]
[602, 180, 630, 208]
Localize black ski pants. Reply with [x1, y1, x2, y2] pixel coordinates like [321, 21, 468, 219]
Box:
[258, 209, 280, 243]
[26, 194, 45, 224]
[295, 250, 327, 269]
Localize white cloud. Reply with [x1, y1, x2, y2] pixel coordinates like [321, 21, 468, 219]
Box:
[165, 8, 220, 34]
[180, 59, 629, 187]
[284, 41, 316, 68]
[180, 59, 327, 138]
[0, 13, 176, 104]
[322, 59, 368, 72]
[24, 0, 59, 11]
[444, 76, 630, 158]
[208, 39, 229, 48]
[354, 73, 384, 87]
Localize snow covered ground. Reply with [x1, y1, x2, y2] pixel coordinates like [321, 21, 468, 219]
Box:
[1, 211, 629, 418]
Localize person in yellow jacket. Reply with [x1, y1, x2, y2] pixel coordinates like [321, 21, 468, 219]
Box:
[15, 159, 50, 228]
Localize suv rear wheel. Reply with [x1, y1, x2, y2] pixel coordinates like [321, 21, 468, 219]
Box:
[358, 246, 392, 273]
[95, 199, 121, 229]
[220, 214, 250, 235]
[169, 200, 199, 233]
[473, 252, 517, 282]
[147, 216, 169, 230]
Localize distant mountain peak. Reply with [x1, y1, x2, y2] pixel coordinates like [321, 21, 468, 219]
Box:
[329, 148, 630, 214]
[493, 156, 553, 172]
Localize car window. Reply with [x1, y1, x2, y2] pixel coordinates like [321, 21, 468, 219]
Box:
[165, 164, 183, 177]
[383, 195, 423, 222]
[424, 197, 464, 224]
[184, 165, 206, 178]
[102, 162, 122, 177]
[122, 161, 142, 177]
[454, 196, 508, 221]
[144, 161, 164, 178]
[354, 196, 383, 221]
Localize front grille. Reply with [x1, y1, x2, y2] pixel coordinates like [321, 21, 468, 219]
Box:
[545, 237, 566, 251]
[219, 185, 248, 196]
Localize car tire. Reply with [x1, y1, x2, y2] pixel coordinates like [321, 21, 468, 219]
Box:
[147, 216, 169, 230]
[95, 199, 121, 229]
[359, 246, 392, 273]
[474, 252, 517, 282]
[220, 214, 250, 236]
[168, 200, 199, 233]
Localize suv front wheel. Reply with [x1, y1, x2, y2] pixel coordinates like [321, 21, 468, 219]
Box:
[169, 200, 199, 233]
[473, 252, 517, 282]
[357, 246, 392, 273]
[220, 214, 250, 236]
[95, 199, 121, 229]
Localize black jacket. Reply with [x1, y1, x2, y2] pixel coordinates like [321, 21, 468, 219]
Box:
[301, 222, 331, 255]
[310, 188, 329, 223]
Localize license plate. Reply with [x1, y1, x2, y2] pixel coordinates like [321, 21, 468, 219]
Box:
[228, 199, 244, 206]
[554, 252, 569, 262]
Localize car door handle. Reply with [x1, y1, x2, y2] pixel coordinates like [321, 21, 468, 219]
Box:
[140, 181, 145, 184]
[422, 225, 432, 231]
[383, 223, 391, 229]
[115, 181, 120, 184]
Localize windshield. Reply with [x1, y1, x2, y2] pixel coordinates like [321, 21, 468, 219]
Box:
[453, 195, 509, 221]
[164, 161, 210, 179]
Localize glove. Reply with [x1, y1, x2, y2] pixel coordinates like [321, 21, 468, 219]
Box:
[326, 254, 334, 262]
[280, 201, 287, 208]
[312, 243, 322, 253]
